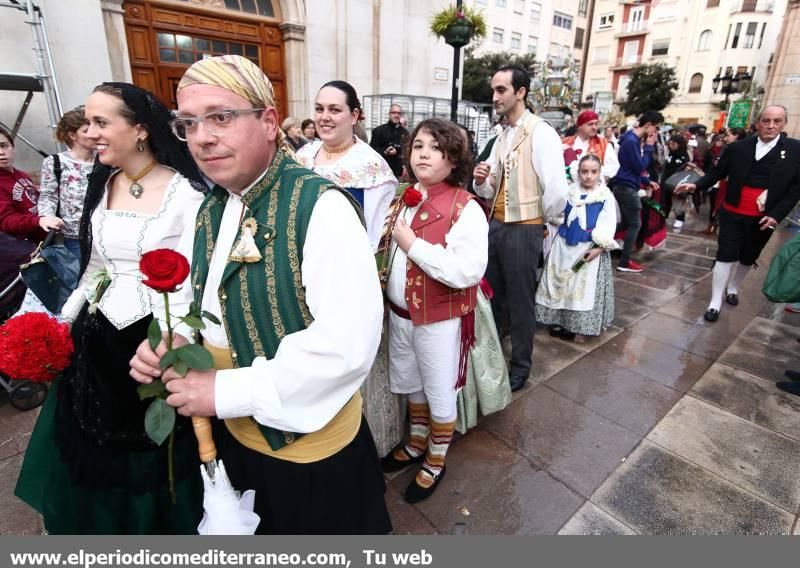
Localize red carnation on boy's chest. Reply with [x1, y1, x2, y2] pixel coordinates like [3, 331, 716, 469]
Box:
[402, 187, 423, 207]
[140, 249, 190, 294]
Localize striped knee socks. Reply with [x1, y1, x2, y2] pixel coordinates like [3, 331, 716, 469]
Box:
[415, 419, 456, 488]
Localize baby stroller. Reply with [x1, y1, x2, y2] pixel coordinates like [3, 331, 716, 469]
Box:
[0, 232, 53, 410]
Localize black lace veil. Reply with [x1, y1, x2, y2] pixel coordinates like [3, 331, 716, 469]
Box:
[77, 82, 205, 278]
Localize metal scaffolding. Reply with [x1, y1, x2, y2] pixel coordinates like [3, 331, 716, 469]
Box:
[0, 0, 63, 156]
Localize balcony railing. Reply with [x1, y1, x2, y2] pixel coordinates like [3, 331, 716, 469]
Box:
[612, 56, 643, 69]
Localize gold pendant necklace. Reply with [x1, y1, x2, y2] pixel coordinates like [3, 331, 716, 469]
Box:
[322, 136, 355, 160]
[125, 160, 158, 199]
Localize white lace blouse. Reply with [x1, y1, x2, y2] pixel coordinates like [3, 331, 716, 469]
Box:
[61, 172, 205, 330]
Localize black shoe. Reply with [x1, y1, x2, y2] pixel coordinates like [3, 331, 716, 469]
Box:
[381, 445, 425, 473]
[404, 466, 446, 504]
[549, 325, 564, 337]
[704, 308, 720, 322]
[785, 369, 800, 382]
[559, 330, 576, 341]
[776, 381, 800, 396]
[509, 374, 528, 392]
[726, 292, 739, 306]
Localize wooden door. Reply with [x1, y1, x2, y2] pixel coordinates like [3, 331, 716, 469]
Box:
[123, 1, 286, 117]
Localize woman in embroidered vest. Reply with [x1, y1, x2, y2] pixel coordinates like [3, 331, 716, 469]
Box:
[536, 154, 618, 339]
[37, 107, 95, 261]
[15, 83, 207, 534]
[295, 81, 402, 458]
[380, 118, 488, 503]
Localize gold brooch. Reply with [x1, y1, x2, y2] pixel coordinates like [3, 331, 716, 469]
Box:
[229, 217, 262, 263]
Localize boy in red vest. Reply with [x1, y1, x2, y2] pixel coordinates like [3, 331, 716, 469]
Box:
[379, 118, 488, 503]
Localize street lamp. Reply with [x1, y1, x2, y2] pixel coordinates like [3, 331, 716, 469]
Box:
[712, 71, 752, 108]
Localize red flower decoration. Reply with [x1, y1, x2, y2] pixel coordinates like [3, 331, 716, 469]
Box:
[402, 187, 424, 207]
[0, 313, 74, 382]
[140, 249, 190, 293]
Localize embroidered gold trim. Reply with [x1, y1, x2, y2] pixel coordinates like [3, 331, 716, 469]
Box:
[239, 264, 265, 356]
[263, 168, 285, 340]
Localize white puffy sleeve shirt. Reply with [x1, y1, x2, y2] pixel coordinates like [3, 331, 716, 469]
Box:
[61, 173, 205, 330]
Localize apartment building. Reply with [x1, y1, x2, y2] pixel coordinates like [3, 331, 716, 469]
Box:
[582, 0, 785, 126]
[465, 0, 593, 68]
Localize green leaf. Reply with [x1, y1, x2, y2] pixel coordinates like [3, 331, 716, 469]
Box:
[147, 318, 162, 351]
[201, 310, 221, 325]
[181, 315, 206, 330]
[144, 399, 175, 446]
[173, 359, 189, 377]
[159, 349, 178, 369]
[176, 343, 215, 370]
[137, 381, 166, 400]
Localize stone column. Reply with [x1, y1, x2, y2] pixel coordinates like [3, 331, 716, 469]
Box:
[279, 22, 309, 119]
[101, 0, 133, 83]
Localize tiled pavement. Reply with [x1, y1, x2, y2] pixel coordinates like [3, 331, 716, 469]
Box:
[2, 212, 800, 534]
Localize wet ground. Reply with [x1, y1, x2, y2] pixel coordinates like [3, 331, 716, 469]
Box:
[2, 208, 800, 534]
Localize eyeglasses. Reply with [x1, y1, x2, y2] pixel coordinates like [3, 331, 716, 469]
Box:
[169, 108, 265, 141]
[389, 111, 403, 115]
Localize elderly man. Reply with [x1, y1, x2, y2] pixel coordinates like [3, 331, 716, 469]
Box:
[677, 105, 800, 323]
[562, 110, 620, 181]
[369, 104, 408, 177]
[473, 64, 569, 393]
[130, 55, 391, 534]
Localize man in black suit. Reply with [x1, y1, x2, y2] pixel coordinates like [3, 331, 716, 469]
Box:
[677, 105, 800, 322]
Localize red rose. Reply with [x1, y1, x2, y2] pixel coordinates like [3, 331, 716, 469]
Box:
[140, 249, 190, 293]
[0, 313, 74, 382]
[402, 187, 423, 207]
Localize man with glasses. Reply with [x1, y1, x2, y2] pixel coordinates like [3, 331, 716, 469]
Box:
[369, 104, 408, 177]
[129, 55, 391, 534]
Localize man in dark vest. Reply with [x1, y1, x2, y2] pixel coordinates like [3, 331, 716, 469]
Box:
[129, 55, 391, 534]
[677, 105, 800, 322]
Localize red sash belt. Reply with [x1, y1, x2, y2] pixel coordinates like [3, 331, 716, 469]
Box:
[723, 185, 765, 217]
[388, 301, 412, 320]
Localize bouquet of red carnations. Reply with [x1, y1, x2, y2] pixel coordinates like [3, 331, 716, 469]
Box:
[0, 312, 73, 382]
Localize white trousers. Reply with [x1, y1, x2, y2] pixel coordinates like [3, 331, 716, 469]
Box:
[388, 312, 460, 419]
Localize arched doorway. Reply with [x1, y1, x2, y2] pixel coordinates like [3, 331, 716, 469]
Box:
[122, 0, 287, 116]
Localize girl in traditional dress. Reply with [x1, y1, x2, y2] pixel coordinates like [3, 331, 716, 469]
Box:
[536, 154, 618, 339]
[379, 118, 488, 503]
[15, 83, 206, 534]
[295, 80, 401, 458]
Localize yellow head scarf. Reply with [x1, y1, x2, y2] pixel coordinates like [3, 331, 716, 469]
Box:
[177, 54, 293, 157]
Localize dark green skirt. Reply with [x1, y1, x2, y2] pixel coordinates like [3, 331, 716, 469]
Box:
[15, 378, 203, 534]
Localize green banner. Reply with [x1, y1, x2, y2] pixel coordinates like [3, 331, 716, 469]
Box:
[727, 99, 753, 129]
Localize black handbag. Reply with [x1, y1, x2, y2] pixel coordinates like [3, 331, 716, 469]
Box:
[20, 155, 80, 313]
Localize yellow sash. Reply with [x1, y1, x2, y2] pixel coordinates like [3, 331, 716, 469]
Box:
[207, 343, 362, 464]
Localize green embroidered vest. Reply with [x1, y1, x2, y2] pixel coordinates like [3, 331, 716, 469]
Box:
[191, 151, 363, 451]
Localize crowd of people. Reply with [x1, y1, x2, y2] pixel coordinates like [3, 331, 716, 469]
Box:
[0, 54, 797, 535]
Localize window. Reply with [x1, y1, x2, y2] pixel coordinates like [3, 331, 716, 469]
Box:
[622, 40, 640, 64]
[554, 12, 573, 30]
[725, 66, 733, 77]
[627, 6, 645, 32]
[758, 23, 766, 48]
[618, 75, 631, 99]
[742, 0, 757, 10]
[514, 0, 525, 14]
[593, 45, 609, 63]
[736, 66, 749, 76]
[731, 22, 742, 48]
[697, 30, 712, 51]
[744, 22, 757, 48]
[578, 0, 588, 16]
[492, 28, 504, 44]
[222, 0, 275, 17]
[496, 0, 506, 8]
[725, 24, 732, 47]
[589, 78, 606, 92]
[688, 73, 703, 93]
[527, 36, 538, 54]
[574, 27, 585, 49]
[156, 31, 259, 65]
[706, 0, 720, 6]
[652, 39, 669, 56]
[598, 13, 615, 30]
[530, 2, 541, 21]
[511, 32, 522, 50]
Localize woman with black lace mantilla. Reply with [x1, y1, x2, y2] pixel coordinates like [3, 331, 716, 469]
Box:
[15, 83, 207, 534]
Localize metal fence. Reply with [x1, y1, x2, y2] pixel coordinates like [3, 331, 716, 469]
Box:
[362, 94, 495, 149]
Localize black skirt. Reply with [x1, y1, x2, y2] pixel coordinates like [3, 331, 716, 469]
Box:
[217, 416, 393, 535]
